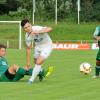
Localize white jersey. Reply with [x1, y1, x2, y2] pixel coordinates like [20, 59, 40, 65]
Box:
[25, 26, 52, 48]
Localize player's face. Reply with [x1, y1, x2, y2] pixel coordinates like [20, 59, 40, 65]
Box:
[0, 48, 6, 57]
[23, 22, 32, 33]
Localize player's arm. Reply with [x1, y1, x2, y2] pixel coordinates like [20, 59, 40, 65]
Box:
[26, 44, 32, 68]
[93, 36, 100, 40]
[32, 27, 52, 35]
[38, 27, 52, 33]
[93, 27, 100, 40]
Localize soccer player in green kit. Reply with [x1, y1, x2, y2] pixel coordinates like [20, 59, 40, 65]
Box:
[93, 26, 100, 78]
[0, 44, 47, 82]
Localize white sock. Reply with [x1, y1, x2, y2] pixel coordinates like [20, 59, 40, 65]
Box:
[29, 64, 41, 82]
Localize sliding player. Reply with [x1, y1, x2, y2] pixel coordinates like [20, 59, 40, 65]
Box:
[0, 44, 48, 82]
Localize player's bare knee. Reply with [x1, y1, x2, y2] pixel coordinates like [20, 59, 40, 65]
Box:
[36, 61, 41, 65]
[36, 60, 43, 65]
[36, 56, 44, 65]
[8, 64, 18, 74]
[12, 64, 19, 70]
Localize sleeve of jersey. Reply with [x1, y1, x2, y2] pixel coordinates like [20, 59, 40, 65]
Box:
[0, 59, 7, 67]
[35, 26, 47, 31]
[25, 33, 32, 47]
[93, 27, 100, 36]
[0, 59, 2, 66]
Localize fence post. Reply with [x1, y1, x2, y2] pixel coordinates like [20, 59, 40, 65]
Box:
[7, 40, 9, 48]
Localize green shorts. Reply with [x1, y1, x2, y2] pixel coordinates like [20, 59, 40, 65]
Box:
[0, 68, 25, 82]
[96, 49, 100, 61]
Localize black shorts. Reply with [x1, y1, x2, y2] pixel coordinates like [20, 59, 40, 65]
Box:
[5, 69, 15, 80]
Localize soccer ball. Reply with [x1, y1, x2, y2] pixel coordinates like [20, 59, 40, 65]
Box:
[80, 62, 91, 74]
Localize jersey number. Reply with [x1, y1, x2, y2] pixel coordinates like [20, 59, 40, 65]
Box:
[34, 38, 43, 42]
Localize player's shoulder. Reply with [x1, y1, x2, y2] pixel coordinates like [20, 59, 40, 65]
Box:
[32, 25, 46, 30]
[96, 26, 100, 30]
[0, 57, 6, 62]
[0, 57, 2, 61]
[25, 32, 29, 37]
[32, 25, 43, 28]
[0, 56, 3, 60]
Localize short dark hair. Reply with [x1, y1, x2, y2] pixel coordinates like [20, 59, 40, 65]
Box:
[0, 44, 6, 49]
[21, 19, 29, 27]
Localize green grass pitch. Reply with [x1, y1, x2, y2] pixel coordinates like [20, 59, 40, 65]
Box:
[0, 49, 100, 100]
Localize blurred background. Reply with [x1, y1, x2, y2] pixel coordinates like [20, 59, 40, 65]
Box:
[0, 0, 100, 49]
[0, 0, 100, 22]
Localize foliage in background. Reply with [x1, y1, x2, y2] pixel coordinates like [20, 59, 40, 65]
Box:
[0, 0, 100, 22]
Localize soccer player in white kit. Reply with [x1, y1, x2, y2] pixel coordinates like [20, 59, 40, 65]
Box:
[21, 19, 53, 84]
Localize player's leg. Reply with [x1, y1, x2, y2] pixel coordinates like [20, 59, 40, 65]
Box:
[10, 65, 50, 81]
[0, 64, 28, 82]
[28, 46, 53, 83]
[13, 67, 27, 81]
[8, 64, 35, 81]
[0, 69, 13, 82]
[95, 60, 100, 76]
[28, 47, 42, 83]
[28, 56, 44, 83]
[39, 66, 54, 81]
[29, 57, 54, 82]
[0, 64, 24, 81]
[38, 46, 53, 81]
[5, 64, 19, 81]
[93, 50, 100, 78]
[34, 58, 53, 81]
[8, 64, 19, 74]
[8, 64, 27, 81]
[28, 46, 50, 83]
[0, 69, 15, 82]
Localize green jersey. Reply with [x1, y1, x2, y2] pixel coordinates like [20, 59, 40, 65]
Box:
[0, 56, 8, 75]
[0, 57, 26, 82]
[93, 26, 100, 47]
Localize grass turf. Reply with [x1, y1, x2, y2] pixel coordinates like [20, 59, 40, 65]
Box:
[0, 49, 100, 100]
[0, 22, 99, 41]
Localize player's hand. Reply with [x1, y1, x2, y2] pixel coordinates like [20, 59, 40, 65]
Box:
[97, 36, 100, 40]
[24, 66, 31, 71]
[31, 31, 39, 35]
[94, 36, 100, 40]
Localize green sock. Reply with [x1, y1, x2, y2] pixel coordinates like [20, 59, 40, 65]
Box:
[39, 68, 48, 77]
[25, 67, 46, 76]
[25, 68, 33, 76]
[17, 67, 26, 75]
[13, 67, 26, 81]
[95, 66, 100, 76]
[25, 67, 47, 77]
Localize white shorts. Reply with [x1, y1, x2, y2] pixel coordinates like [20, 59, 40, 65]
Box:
[34, 45, 53, 59]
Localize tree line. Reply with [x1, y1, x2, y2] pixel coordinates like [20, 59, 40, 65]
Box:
[0, 0, 100, 22]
